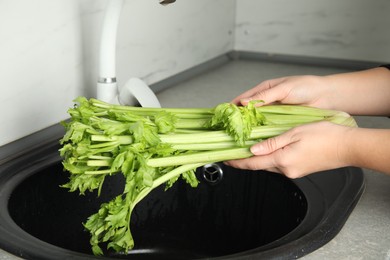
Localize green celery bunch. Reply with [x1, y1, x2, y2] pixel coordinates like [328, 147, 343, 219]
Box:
[59, 97, 357, 255]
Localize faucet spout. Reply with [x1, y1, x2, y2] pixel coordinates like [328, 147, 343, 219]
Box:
[97, 0, 123, 103]
[97, 0, 161, 108]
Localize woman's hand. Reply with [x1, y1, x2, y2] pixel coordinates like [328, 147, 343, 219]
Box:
[232, 67, 390, 115]
[225, 121, 352, 179]
[226, 67, 390, 178]
[231, 75, 334, 109]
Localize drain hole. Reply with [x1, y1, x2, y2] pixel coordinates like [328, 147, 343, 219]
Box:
[202, 163, 223, 184]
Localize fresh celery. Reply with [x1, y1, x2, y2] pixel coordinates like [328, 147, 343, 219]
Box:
[59, 97, 357, 255]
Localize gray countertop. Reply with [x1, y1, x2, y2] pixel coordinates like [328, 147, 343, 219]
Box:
[1, 60, 389, 259]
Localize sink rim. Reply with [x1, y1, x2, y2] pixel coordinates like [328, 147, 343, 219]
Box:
[0, 136, 365, 260]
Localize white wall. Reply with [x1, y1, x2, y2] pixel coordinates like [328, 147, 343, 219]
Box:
[0, 0, 235, 146]
[235, 0, 390, 63]
[2, 0, 390, 146]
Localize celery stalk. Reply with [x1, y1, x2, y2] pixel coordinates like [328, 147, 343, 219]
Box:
[60, 97, 357, 255]
[147, 147, 252, 167]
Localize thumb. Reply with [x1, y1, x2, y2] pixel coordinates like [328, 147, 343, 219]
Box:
[240, 78, 287, 106]
[250, 129, 297, 155]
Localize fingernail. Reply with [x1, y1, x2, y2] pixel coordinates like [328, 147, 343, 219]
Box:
[250, 145, 263, 155]
[240, 98, 251, 104]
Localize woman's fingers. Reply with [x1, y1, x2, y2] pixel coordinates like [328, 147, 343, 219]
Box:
[225, 154, 278, 172]
[250, 128, 298, 155]
[224, 129, 298, 173]
[231, 78, 287, 106]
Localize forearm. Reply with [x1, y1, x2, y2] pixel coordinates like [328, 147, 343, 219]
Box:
[325, 67, 390, 115]
[343, 127, 390, 174]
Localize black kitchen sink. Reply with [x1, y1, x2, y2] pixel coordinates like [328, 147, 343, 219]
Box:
[0, 126, 364, 260]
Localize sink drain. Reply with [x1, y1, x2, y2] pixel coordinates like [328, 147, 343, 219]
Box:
[202, 163, 223, 184]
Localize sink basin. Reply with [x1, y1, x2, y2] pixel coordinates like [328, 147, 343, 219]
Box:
[0, 129, 364, 259]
